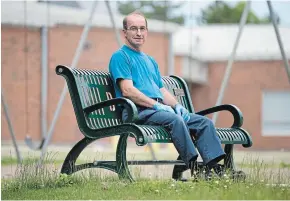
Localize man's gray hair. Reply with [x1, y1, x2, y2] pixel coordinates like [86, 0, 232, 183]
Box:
[123, 10, 148, 30]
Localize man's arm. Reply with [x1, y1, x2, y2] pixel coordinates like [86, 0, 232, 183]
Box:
[119, 79, 157, 108]
[160, 87, 178, 107]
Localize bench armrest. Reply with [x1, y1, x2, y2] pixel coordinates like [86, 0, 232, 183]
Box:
[196, 104, 243, 127]
[83, 97, 139, 123]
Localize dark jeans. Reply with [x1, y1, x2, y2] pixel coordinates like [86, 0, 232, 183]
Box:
[122, 106, 225, 167]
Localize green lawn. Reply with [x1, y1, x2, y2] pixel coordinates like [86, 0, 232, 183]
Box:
[2, 154, 290, 200]
[2, 176, 289, 200]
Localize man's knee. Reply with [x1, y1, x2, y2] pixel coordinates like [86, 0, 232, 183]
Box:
[197, 115, 214, 127]
[205, 116, 214, 127]
[171, 114, 185, 126]
[189, 115, 215, 132]
[166, 114, 188, 134]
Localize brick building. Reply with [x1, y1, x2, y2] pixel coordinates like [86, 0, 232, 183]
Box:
[2, 1, 290, 150]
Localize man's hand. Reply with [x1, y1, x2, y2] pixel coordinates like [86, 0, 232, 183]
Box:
[174, 103, 190, 122]
[153, 102, 175, 114]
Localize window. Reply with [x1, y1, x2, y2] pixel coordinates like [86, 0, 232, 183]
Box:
[262, 91, 290, 136]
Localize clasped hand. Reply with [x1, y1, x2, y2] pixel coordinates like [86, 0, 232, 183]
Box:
[153, 102, 190, 122]
[174, 103, 190, 122]
[153, 102, 175, 114]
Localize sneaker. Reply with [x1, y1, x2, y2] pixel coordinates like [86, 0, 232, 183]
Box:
[190, 165, 213, 181]
[204, 168, 213, 181]
[213, 165, 246, 181]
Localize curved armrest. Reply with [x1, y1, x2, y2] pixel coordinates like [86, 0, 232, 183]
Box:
[196, 104, 243, 127]
[83, 97, 139, 123]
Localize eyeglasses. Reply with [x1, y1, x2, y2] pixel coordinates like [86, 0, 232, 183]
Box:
[126, 26, 147, 33]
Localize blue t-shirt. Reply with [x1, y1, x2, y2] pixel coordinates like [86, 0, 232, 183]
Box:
[109, 45, 164, 100]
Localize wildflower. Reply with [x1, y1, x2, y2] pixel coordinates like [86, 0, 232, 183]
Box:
[148, 172, 152, 179]
[215, 181, 219, 184]
[224, 185, 227, 189]
[155, 189, 159, 193]
[171, 184, 175, 187]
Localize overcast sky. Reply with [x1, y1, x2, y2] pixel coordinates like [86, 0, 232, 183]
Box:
[80, 0, 290, 26]
[181, 1, 290, 26]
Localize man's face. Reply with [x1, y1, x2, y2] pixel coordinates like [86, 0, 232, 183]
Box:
[123, 14, 148, 50]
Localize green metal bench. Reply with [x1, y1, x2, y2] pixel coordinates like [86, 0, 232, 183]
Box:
[55, 65, 253, 182]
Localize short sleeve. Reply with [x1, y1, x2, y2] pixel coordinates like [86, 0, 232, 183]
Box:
[109, 51, 132, 86]
[149, 56, 164, 88]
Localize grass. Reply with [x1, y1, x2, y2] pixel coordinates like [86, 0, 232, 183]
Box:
[237, 161, 290, 169]
[3, 155, 290, 169]
[1, 153, 290, 200]
[1, 149, 170, 166]
[2, 177, 289, 200]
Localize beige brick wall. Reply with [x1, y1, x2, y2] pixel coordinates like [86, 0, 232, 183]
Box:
[186, 60, 290, 150]
[2, 25, 290, 150]
[1, 25, 169, 144]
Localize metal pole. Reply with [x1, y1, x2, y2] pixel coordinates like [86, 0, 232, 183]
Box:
[189, 1, 194, 80]
[1, 91, 23, 163]
[41, 26, 48, 138]
[212, 1, 251, 125]
[105, 0, 122, 46]
[168, 33, 174, 75]
[267, 1, 290, 83]
[25, 27, 49, 150]
[39, 0, 98, 162]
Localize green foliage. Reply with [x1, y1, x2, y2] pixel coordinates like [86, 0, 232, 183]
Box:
[117, 1, 185, 25]
[200, 1, 279, 24]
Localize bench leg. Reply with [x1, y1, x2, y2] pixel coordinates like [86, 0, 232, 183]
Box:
[172, 155, 187, 180]
[224, 144, 235, 171]
[224, 144, 246, 181]
[61, 137, 118, 175]
[116, 133, 134, 182]
[61, 137, 95, 175]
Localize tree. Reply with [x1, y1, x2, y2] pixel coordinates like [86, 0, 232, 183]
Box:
[117, 1, 185, 25]
[199, 1, 279, 24]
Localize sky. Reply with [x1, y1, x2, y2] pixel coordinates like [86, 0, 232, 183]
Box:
[80, 0, 290, 26]
[181, 1, 290, 26]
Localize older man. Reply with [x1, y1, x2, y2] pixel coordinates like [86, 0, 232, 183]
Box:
[108, 10, 225, 179]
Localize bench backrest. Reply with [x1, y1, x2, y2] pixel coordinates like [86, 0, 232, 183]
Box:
[56, 65, 194, 131]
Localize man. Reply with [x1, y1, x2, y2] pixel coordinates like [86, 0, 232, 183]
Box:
[109, 10, 225, 179]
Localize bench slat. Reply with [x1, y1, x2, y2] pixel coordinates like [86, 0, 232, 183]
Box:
[133, 124, 251, 146]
